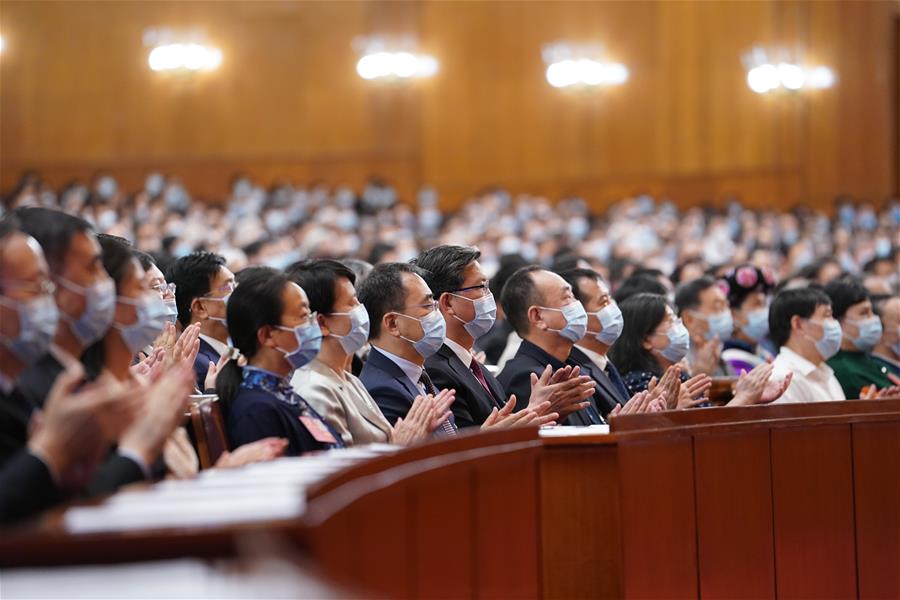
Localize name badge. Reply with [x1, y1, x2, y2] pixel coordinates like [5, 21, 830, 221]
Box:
[299, 416, 337, 444]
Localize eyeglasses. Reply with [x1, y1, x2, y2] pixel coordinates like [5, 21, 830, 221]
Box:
[449, 283, 491, 298]
[151, 282, 176, 297]
[401, 300, 439, 313]
[0, 279, 56, 296]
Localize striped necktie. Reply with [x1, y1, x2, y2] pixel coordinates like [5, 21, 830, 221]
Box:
[419, 371, 457, 437]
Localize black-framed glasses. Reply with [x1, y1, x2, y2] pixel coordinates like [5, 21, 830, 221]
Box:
[449, 283, 491, 297]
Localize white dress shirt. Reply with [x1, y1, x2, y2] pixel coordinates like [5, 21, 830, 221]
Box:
[575, 344, 609, 371]
[444, 337, 474, 368]
[375, 347, 427, 395]
[771, 346, 846, 404]
[199, 334, 230, 358]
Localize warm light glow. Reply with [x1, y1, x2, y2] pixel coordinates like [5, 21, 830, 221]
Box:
[542, 42, 628, 89]
[743, 46, 835, 94]
[355, 50, 438, 80]
[148, 42, 222, 72]
[0, 35, 4, 55]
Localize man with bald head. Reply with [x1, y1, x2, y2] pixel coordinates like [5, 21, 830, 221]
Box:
[497, 266, 605, 425]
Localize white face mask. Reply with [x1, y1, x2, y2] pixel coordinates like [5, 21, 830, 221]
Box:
[587, 302, 624, 345]
[397, 309, 446, 358]
[539, 301, 588, 343]
[114, 292, 169, 355]
[328, 304, 370, 355]
[449, 292, 497, 340]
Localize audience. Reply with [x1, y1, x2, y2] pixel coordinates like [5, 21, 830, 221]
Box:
[720, 264, 776, 373]
[0, 176, 898, 526]
[167, 251, 236, 389]
[357, 263, 456, 431]
[288, 259, 434, 445]
[823, 279, 898, 398]
[215, 267, 343, 455]
[674, 276, 732, 377]
[769, 288, 846, 403]
[496, 266, 600, 424]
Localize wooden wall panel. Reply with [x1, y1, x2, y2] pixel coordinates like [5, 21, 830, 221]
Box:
[0, 0, 895, 209]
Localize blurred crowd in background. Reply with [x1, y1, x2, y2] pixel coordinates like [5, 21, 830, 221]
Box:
[3, 171, 899, 296]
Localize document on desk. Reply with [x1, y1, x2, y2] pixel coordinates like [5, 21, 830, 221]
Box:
[539, 424, 610, 437]
[62, 449, 386, 534]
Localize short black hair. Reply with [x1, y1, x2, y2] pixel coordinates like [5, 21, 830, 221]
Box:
[550, 253, 588, 273]
[96, 234, 136, 289]
[489, 254, 530, 300]
[0, 215, 22, 295]
[285, 259, 356, 315]
[13, 206, 93, 271]
[769, 287, 831, 348]
[557, 268, 602, 305]
[166, 251, 227, 327]
[608, 293, 669, 377]
[674, 276, 717, 315]
[133, 249, 157, 272]
[357, 262, 422, 339]
[414, 245, 481, 299]
[216, 267, 290, 412]
[823, 278, 870, 321]
[613, 274, 667, 304]
[671, 258, 706, 285]
[500, 265, 544, 336]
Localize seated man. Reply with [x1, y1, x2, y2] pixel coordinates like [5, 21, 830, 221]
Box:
[769, 288, 846, 403]
[823, 279, 895, 397]
[167, 251, 236, 389]
[416, 246, 586, 428]
[675, 276, 733, 377]
[357, 263, 455, 432]
[497, 266, 601, 425]
[558, 268, 630, 418]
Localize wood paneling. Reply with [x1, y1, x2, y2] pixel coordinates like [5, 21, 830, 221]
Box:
[0, 0, 895, 209]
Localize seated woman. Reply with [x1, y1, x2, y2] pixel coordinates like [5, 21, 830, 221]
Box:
[287, 260, 434, 446]
[216, 266, 345, 455]
[824, 279, 897, 398]
[721, 264, 776, 373]
[609, 293, 711, 405]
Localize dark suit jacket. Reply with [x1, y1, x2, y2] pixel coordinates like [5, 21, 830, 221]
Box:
[0, 386, 34, 469]
[226, 387, 338, 456]
[497, 339, 604, 426]
[0, 451, 59, 524]
[16, 351, 64, 410]
[359, 348, 425, 426]
[425, 344, 506, 428]
[476, 320, 513, 366]
[567, 347, 630, 419]
[194, 338, 222, 391]
[14, 351, 147, 497]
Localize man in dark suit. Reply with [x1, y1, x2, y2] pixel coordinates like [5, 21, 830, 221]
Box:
[497, 266, 603, 426]
[167, 251, 236, 389]
[358, 263, 455, 432]
[416, 245, 593, 428]
[13, 208, 116, 410]
[558, 269, 632, 419]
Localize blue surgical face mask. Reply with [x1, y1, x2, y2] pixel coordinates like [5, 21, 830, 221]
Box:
[540, 301, 588, 343]
[741, 307, 770, 342]
[588, 302, 624, 345]
[693, 309, 734, 341]
[656, 321, 690, 363]
[56, 276, 116, 346]
[114, 292, 170, 355]
[201, 292, 231, 327]
[804, 318, 843, 361]
[450, 292, 496, 340]
[275, 320, 323, 370]
[328, 304, 370, 356]
[0, 293, 59, 364]
[163, 298, 178, 324]
[845, 316, 883, 352]
[397, 309, 446, 359]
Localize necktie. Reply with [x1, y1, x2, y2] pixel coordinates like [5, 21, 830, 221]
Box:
[419, 371, 457, 437]
[604, 362, 630, 404]
[470, 360, 502, 408]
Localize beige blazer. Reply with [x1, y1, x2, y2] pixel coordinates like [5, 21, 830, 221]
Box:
[291, 358, 392, 446]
